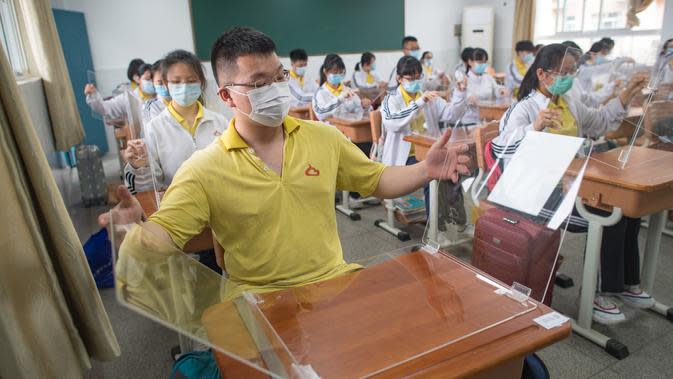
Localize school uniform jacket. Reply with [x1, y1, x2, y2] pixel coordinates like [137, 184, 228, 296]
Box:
[491, 89, 626, 166]
[381, 86, 467, 166]
[312, 83, 363, 121]
[288, 75, 319, 107]
[124, 106, 228, 193]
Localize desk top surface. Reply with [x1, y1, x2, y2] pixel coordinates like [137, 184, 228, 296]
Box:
[570, 146, 673, 192]
[476, 100, 511, 109]
[206, 249, 568, 378]
[327, 117, 371, 127]
[404, 128, 477, 148]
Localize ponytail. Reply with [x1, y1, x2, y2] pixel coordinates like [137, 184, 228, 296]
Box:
[517, 44, 569, 101]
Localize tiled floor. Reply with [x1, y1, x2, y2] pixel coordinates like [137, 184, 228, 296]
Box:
[71, 172, 673, 378]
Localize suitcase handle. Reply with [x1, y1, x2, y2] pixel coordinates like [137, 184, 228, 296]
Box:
[502, 216, 519, 225]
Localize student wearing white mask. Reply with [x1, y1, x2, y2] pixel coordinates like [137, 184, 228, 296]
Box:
[653, 38, 673, 85]
[123, 50, 227, 194]
[387, 36, 422, 91]
[104, 27, 471, 296]
[288, 48, 318, 107]
[461, 48, 507, 125]
[312, 53, 371, 121]
[505, 40, 536, 98]
[85, 62, 156, 121]
[142, 59, 171, 124]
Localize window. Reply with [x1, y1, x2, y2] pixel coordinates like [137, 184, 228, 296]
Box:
[534, 0, 664, 64]
[0, 0, 27, 75]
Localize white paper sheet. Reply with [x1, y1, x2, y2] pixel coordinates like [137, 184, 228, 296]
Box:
[487, 131, 584, 216]
[547, 144, 592, 230]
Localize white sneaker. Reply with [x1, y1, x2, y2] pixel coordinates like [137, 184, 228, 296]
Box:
[619, 286, 655, 309]
[593, 295, 626, 325]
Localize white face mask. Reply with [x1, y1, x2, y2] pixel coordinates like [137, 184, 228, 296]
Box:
[229, 82, 292, 127]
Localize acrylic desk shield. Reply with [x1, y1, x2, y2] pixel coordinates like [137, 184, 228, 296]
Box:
[108, 123, 545, 378]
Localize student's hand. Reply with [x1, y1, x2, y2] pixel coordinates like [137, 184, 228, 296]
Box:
[126, 139, 148, 169]
[378, 81, 388, 89]
[498, 88, 509, 98]
[84, 83, 97, 95]
[361, 98, 372, 108]
[620, 73, 649, 106]
[98, 185, 144, 228]
[467, 95, 479, 106]
[340, 88, 356, 100]
[422, 91, 441, 102]
[533, 109, 561, 131]
[425, 129, 471, 183]
[456, 78, 467, 92]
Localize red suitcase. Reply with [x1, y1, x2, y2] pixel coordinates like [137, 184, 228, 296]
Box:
[472, 207, 561, 305]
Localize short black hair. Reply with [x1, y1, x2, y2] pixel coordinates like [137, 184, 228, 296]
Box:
[515, 40, 535, 53]
[396, 56, 422, 77]
[471, 48, 488, 61]
[421, 51, 432, 60]
[151, 59, 163, 74]
[136, 63, 152, 78]
[461, 47, 474, 63]
[589, 41, 606, 53]
[290, 48, 308, 62]
[127, 58, 144, 81]
[561, 40, 582, 53]
[600, 37, 615, 48]
[402, 36, 418, 47]
[210, 26, 277, 86]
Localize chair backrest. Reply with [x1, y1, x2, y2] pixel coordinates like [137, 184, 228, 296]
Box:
[370, 109, 382, 142]
[475, 121, 500, 171]
[308, 105, 319, 121]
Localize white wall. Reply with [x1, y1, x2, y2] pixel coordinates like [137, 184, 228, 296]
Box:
[663, 0, 673, 42]
[51, 0, 517, 96]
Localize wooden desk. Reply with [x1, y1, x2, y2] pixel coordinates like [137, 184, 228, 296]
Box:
[604, 106, 645, 143]
[135, 190, 214, 254]
[206, 249, 570, 378]
[567, 146, 673, 358]
[477, 101, 511, 122]
[288, 105, 310, 120]
[404, 129, 478, 243]
[328, 117, 372, 143]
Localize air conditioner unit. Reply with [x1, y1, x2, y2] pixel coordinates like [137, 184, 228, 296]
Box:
[461, 6, 495, 59]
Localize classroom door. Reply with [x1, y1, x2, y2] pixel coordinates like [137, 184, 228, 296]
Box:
[53, 9, 108, 153]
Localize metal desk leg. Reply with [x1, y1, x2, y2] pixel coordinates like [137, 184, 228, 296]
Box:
[641, 211, 673, 321]
[374, 200, 411, 241]
[336, 190, 361, 221]
[572, 199, 629, 359]
[428, 179, 439, 243]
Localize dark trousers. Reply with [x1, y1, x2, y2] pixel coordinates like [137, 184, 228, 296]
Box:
[591, 207, 642, 293]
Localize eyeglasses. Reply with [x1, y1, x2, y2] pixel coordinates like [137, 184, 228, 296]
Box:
[223, 69, 289, 89]
[545, 67, 578, 77]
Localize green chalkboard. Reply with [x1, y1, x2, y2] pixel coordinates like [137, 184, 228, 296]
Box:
[190, 0, 404, 60]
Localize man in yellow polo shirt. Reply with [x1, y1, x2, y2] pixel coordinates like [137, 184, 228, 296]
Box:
[108, 27, 470, 295]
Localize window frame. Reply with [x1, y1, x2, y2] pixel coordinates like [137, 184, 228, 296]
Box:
[0, 0, 27, 76]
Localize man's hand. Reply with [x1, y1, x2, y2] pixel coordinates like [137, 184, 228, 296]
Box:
[98, 185, 144, 228]
[424, 129, 471, 183]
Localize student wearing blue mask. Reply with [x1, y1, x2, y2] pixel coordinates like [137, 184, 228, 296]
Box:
[420, 51, 449, 93]
[381, 56, 468, 245]
[387, 36, 421, 91]
[85, 62, 156, 121]
[313, 53, 370, 121]
[123, 49, 227, 195]
[288, 48, 318, 107]
[352, 52, 384, 90]
[142, 59, 171, 124]
[505, 40, 536, 98]
[491, 44, 649, 325]
[654, 38, 673, 85]
[462, 48, 507, 125]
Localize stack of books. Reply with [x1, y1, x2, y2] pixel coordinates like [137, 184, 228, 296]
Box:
[393, 194, 426, 223]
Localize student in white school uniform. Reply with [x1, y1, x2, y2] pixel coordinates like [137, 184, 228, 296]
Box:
[312, 53, 371, 121]
[461, 48, 507, 125]
[653, 38, 673, 85]
[387, 36, 422, 91]
[85, 62, 156, 122]
[142, 59, 171, 125]
[420, 51, 449, 92]
[288, 48, 318, 107]
[381, 56, 469, 245]
[490, 44, 650, 325]
[505, 40, 535, 98]
[124, 50, 227, 195]
[575, 41, 634, 106]
[352, 52, 385, 91]
[452, 47, 473, 82]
